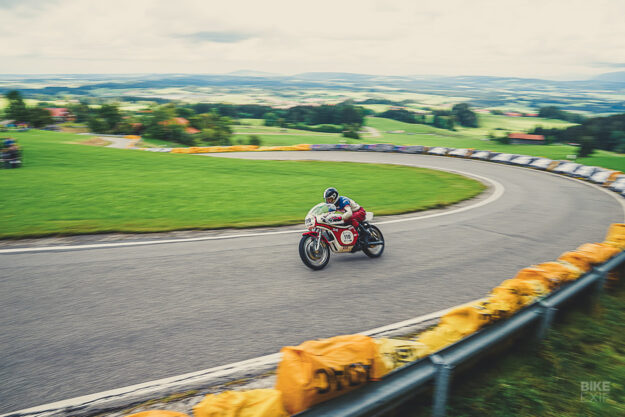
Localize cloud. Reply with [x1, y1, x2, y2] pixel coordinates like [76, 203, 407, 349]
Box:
[174, 31, 255, 44]
[0, 0, 57, 9]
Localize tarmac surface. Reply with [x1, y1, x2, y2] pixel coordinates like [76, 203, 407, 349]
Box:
[1, 151, 623, 413]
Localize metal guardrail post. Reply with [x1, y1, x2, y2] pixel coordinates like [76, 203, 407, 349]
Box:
[536, 302, 557, 341]
[430, 355, 453, 417]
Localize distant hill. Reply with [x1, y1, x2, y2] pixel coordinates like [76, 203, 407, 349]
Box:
[592, 71, 625, 83]
[227, 70, 280, 77]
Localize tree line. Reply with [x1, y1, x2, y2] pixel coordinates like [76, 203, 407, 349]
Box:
[530, 112, 625, 156]
[377, 103, 478, 130]
[3, 91, 369, 145]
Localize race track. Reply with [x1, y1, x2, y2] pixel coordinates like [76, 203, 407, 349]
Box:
[1, 151, 623, 413]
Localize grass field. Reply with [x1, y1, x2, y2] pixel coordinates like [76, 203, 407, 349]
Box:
[0, 130, 484, 238]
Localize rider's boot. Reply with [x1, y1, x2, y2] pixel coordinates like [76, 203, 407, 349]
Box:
[358, 224, 372, 244]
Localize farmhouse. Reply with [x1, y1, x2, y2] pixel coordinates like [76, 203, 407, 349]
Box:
[508, 133, 545, 145]
[45, 107, 74, 122]
[159, 117, 200, 134]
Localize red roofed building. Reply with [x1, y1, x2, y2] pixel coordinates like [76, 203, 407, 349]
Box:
[504, 112, 522, 117]
[158, 117, 200, 134]
[508, 133, 545, 145]
[45, 108, 74, 122]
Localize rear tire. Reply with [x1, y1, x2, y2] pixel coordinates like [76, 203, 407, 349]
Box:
[299, 235, 330, 270]
[362, 225, 384, 258]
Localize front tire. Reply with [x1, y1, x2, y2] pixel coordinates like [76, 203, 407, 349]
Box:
[362, 225, 385, 258]
[299, 235, 330, 270]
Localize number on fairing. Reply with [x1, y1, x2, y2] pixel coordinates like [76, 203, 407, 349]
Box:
[341, 230, 354, 244]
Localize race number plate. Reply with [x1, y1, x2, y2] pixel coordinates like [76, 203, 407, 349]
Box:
[341, 230, 354, 245]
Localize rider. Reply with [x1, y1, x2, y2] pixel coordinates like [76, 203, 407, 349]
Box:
[324, 187, 371, 241]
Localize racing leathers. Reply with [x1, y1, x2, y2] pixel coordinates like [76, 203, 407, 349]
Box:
[330, 196, 367, 229]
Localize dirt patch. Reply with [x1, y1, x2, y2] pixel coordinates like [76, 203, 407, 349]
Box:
[79, 137, 112, 146]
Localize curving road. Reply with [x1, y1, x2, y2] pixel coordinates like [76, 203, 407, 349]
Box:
[1, 151, 623, 413]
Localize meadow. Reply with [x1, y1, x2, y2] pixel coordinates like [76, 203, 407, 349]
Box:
[0, 130, 484, 238]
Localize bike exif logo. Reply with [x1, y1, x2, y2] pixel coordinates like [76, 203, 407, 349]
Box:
[580, 381, 610, 402]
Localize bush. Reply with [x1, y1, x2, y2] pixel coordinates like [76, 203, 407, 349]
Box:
[248, 135, 262, 147]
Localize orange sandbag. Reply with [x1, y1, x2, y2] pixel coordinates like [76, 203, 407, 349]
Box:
[514, 266, 559, 290]
[577, 243, 621, 264]
[193, 389, 288, 417]
[535, 261, 582, 283]
[275, 334, 386, 415]
[557, 251, 593, 272]
[604, 223, 625, 249]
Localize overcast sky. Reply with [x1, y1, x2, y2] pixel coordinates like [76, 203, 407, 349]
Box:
[1, 0, 624, 80]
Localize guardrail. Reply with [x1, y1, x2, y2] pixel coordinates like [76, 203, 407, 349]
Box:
[295, 251, 625, 417]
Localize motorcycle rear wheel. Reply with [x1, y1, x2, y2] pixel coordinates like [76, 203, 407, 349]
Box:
[362, 225, 384, 258]
[299, 235, 330, 270]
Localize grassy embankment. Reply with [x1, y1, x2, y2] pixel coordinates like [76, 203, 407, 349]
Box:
[0, 130, 484, 238]
[403, 281, 625, 417]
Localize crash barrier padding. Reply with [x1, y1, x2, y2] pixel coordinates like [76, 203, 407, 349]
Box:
[192, 389, 288, 417]
[374, 338, 430, 372]
[604, 223, 625, 248]
[126, 411, 189, 417]
[275, 334, 387, 415]
[557, 251, 594, 272]
[437, 298, 494, 336]
[169, 145, 312, 154]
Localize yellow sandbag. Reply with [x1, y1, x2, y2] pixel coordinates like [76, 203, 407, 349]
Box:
[415, 324, 464, 353]
[604, 223, 625, 249]
[576, 243, 621, 264]
[481, 295, 519, 320]
[606, 171, 623, 185]
[292, 144, 312, 151]
[126, 411, 189, 417]
[535, 261, 582, 283]
[490, 279, 525, 309]
[193, 389, 287, 417]
[374, 338, 430, 372]
[490, 278, 547, 310]
[438, 298, 493, 336]
[546, 161, 561, 171]
[514, 266, 559, 290]
[275, 334, 386, 415]
[557, 251, 593, 272]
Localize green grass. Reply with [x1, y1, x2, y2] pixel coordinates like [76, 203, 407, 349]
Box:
[0, 130, 484, 238]
[405, 284, 625, 417]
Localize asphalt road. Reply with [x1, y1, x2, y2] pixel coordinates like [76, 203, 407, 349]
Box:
[1, 152, 623, 413]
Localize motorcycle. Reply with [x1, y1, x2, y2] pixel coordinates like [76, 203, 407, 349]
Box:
[299, 202, 385, 270]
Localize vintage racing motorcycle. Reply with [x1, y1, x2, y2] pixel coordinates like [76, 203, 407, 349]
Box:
[299, 203, 385, 270]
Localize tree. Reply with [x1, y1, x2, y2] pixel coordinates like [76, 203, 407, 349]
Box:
[451, 103, 478, 127]
[68, 102, 91, 123]
[263, 112, 279, 127]
[577, 136, 595, 158]
[5, 90, 29, 123]
[342, 124, 361, 139]
[27, 107, 53, 127]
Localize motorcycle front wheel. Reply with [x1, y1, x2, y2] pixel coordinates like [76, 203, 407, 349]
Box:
[363, 225, 385, 258]
[299, 235, 330, 270]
